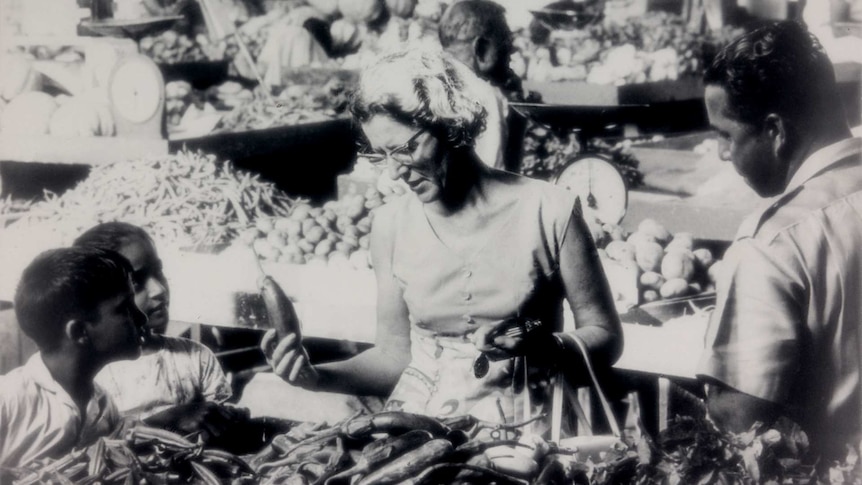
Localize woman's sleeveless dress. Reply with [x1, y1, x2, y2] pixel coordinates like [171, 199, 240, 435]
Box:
[384, 178, 579, 426]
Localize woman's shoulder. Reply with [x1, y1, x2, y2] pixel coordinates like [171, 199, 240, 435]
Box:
[494, 172, 577, 215]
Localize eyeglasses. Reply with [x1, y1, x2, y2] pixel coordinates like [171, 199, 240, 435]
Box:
[358, 129, 428, 171]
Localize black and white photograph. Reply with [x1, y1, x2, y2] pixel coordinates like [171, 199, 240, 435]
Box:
[0, 0, 860, 483]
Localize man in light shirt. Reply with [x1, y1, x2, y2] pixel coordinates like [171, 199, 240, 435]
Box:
[697, 21, 862, 464]
[0, 247, 147, 471]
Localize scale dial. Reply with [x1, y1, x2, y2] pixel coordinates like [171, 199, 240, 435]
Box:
[107, 54, 165, 138]
[555, 155, 628, 225]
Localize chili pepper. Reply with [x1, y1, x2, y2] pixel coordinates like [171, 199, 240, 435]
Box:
[341, 412, 449, 440]
[325, 430, 434, 485]
[354, 439, 454, 485]
[191, 461, 223, 485]
[125, 425, 196, 450]
[452, 439, 532, 461]
[406, 462, 529, 485]
[257, 435, 336, 473]
[200, 448, 256, 476]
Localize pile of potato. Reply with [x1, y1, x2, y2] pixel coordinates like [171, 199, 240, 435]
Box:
[237, 186, 395, 270]
[596, 218, 723, 303]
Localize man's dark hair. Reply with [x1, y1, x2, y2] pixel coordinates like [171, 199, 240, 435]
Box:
[73, 221, 154, 254]
[14, 247, 132, 351]
[439, 0, 513, 55]
[704, 20, 840, 126]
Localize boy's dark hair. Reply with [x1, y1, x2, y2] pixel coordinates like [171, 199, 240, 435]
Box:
[14, 247, 132, 351]
[73, 221, 154, 254]
[439, 0, 513, 56]
[704, 20, 839, 126]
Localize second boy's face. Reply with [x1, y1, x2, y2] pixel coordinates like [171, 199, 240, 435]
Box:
[119, 239, 170, 335]
[86, 282, 148, 361]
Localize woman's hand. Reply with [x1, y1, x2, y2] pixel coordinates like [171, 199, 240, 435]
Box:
[470, 319, 551, 361]
[261, 329, 320, 389]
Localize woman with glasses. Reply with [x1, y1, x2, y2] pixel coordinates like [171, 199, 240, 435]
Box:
[262, 48, 622, 428]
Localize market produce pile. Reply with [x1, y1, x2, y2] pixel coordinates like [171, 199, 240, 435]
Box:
[515, 12, 743, 85]
[231, 174, 403, 270]
[214, 77, 351, 133]
[9, 408, 860, 484]
[588, 217, 721, 304]
[0, 55, 116, 138]
[6, 151, 295, 248]
[139, 30, 231, 64]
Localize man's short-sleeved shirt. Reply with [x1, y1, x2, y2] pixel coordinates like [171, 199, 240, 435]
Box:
[0, 353, 120, 468]
[95, 335, 231, 419]
[697, 137, 862, 458]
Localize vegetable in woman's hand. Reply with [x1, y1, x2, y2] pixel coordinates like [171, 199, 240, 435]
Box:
[261, 329, 320, 389]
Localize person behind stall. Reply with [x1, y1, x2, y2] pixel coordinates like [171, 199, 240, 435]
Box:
[262, 48, 622, 429]
[697, 20, 862, 463]
[438, 0, 525, 171]
[0, 247, 147, 470]
[74, 222, 234, 437]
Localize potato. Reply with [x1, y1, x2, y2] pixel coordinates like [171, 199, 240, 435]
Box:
[358, 235, 370, 249]
[304, 225, 326, 244]
[661, 250, 696, 281]
[255, 217, 274, 234]
[639, 271, 665, 290]
[315, 215, 333, 230]
[341, 234, 359, 249]
[642, 289, 660, 303]
[253, 238, 280, 260]
[605, 241, 636, 262]
[301, 218, 318, 236]
[308, 207, 324, 218]
[693, 248, 715, 269]
[707, 260, 725, 284]
[290, 204, 312, 220]
[342, 226, 360, 240]
[237, 227, 260, 246]
[297, 239, 315, 254]
[335, 215, 353, 234]
[283, 243, 303, 257]
[637, 218, 672, 246]
[626, 230, 658, 247]
[660, 278, 690, 299]
[666, 232, 695, 253]
[314, 239, 334, 257]
[365, 198, 384, 210]
[356, 216, 372, 234]
[635, 241, 664, 273]
[266, 230, 288, 248]
[345, 199, 366, 220]
[281, 218, 303, 238]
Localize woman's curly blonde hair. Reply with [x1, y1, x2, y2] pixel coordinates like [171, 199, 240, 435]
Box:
[350, 48, 488, 149]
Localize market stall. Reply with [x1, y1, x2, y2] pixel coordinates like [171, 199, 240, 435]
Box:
[1, 0, 861, 482]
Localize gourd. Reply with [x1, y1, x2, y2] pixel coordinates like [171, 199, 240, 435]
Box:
[385, 0, 417, 18]
[338, 0, 383, 23]
[0, 91, 56, 135]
